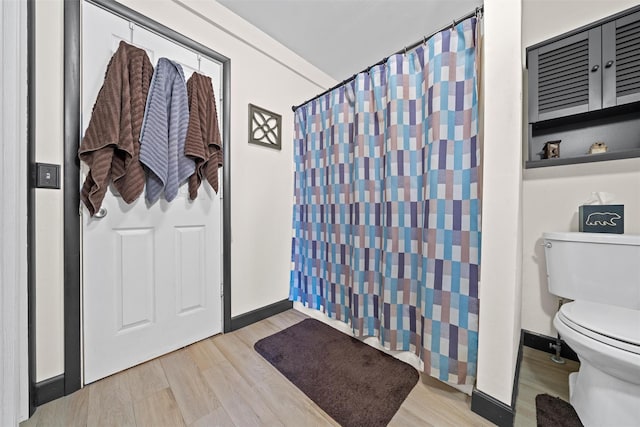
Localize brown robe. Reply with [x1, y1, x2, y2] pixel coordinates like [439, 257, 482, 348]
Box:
[78, 41, 153, 216]
[184, 72, 223, 199]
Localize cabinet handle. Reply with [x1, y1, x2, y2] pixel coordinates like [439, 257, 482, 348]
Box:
[605, 60, 614, 68]
[591, 64, 600, 72]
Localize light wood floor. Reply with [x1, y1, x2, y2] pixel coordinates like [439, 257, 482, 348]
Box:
[22, 310, 578, 426]
[514, 346, 579, 426]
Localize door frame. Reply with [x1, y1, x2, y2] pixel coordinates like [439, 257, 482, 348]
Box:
[62, 0, 232, 394]
[1, 0, 29, 422]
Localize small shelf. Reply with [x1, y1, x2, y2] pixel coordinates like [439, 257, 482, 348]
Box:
[525, 148, 640, 168]
[525, 103, 640, 168]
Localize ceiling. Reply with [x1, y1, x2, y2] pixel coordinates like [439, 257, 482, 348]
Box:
[217, 0, 483, 81]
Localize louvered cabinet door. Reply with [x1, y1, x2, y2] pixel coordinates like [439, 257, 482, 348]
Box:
[528, 28, 602, 123]
[602, 10, 640, 108]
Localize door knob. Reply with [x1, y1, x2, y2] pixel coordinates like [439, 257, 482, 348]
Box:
[605, 60, 614, 68]
[94, 207, 107, 218]
[540, 242, 552, 248]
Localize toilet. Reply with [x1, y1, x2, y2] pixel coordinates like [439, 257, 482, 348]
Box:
[543, 231, 640, 427]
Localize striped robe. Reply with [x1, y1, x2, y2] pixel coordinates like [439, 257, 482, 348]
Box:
[139, 58, 194, 203]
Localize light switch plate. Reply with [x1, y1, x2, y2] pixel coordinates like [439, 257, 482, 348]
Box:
[35, 163, 60, 189]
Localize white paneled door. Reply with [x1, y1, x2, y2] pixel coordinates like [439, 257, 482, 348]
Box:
[81, 3, 223, 384]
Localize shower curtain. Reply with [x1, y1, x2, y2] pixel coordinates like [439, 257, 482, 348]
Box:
[290, 17, 480, 385]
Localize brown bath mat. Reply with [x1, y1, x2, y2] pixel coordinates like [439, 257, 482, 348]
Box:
[536, 393, 583, 427]
[254, 318, 419, 427]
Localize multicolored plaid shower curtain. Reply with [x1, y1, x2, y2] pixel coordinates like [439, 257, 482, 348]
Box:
[290, 17, 480, 385]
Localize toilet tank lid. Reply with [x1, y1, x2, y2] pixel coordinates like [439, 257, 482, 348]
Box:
[543, 232, 640, 246]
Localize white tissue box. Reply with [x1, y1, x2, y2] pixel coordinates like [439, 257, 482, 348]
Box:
[579, 204, 624, 234]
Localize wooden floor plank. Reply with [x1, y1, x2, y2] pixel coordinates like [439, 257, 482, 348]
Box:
[58, 387, 90, 427]
[265, 309, 306, 330]
[159, 350, 220, 425]
[187, 336, 227, 372]
[86, 371, 136, 427]
[252, 374, 338, 426]
[125, 358, 169, 403]
[212, 333, 274, 387]
[389, 406, 436, 427]
[189, 407, 236, 427]
[132, 388, 185, 427]
[26, 398, 64, 427]
[400, 379, 492, 427]
[232, 318, 280, 348]
[201, 360, 282, 426]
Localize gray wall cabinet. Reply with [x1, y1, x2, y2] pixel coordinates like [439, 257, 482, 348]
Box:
[602, 10, 640, 109]
[526, 7, 640, 168]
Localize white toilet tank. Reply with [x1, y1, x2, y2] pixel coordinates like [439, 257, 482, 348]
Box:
[543, 232, 640, 310]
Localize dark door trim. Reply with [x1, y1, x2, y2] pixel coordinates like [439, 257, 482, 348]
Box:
[27, 0, 36, 415]
[63, 0, 82, 394]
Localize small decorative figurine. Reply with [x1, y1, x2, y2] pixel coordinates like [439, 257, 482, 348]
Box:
[588, 142, 607, 154]
[542, 140, 561, 159]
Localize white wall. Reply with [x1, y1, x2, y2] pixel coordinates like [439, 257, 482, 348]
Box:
[34, 1, 65, 382]
[521, 0, 640, 337]
[475, 0, 523, 406]
[34, 0, 334, 381]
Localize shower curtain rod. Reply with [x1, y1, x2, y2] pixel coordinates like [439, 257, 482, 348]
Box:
[291, 5, 483, 112]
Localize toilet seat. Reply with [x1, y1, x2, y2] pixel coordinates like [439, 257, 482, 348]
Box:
[558, 301, 640, 355]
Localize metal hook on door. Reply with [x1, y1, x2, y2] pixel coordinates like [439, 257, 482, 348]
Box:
[197, 54, 202, 72]
[129, 22, 135, 44]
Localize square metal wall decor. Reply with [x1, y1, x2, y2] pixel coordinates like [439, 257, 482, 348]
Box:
[249, 103, 282, 150]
